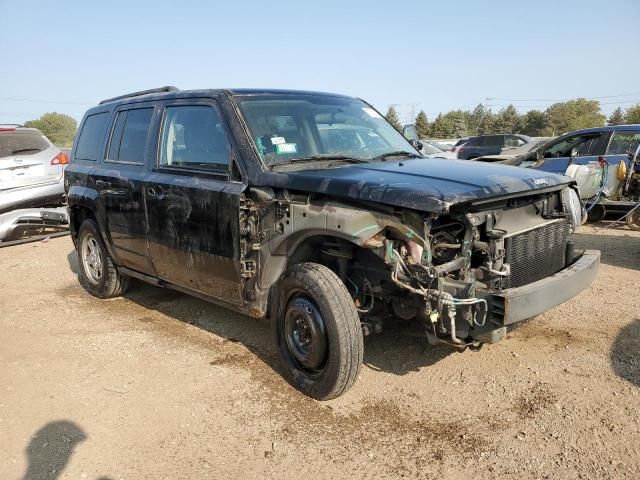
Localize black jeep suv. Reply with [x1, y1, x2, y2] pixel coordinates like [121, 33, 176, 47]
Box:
[66, 86, 599, 399]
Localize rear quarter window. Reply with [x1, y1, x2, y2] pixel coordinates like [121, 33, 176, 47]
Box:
[75, 112, 110, 161]
[607, 131, 640, 155]
[0, 131, 50, 159]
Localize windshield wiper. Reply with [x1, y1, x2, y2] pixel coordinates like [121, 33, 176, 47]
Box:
[11, 148, 41, 154]
[372, 151, 422, 161]
[269, 155, 369, 170]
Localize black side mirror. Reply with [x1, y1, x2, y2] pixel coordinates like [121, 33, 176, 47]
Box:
[410, 139, 423, 151]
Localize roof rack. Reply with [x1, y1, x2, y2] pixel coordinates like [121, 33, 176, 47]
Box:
[99, 86, 179, 105]
[0, 123, 23, 128]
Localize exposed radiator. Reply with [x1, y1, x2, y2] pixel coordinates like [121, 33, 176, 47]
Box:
[503, 219, 568, 288]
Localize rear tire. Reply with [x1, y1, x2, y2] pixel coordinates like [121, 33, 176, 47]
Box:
[273, 263, 363, 400]
[77, 219, 129, 299]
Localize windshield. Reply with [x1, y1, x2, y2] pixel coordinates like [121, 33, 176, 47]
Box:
[0, 130, 50, 159]
[505, 139, 548, 156]
[235, 94, 418, 167]
[419, 141, 442, 155]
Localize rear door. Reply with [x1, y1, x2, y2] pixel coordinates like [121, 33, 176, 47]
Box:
[94, 104, 157, 275]
[144, 98, 244, 304]
[481, 135, 503, 157]
[534, 132, 606, 174]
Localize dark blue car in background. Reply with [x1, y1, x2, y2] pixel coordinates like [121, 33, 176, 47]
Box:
[453, 134, 532, 160]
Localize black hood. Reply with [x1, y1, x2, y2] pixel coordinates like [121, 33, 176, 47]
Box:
[257, 158, 572, 213]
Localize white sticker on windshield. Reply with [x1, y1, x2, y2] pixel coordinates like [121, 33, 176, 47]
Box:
[270, 136, 286, 145]
[275, 143, 298, 154]
[362, 107, 383, 119]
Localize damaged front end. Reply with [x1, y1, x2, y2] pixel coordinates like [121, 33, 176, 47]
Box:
[359, 185, 597, 348]
[243, 182, 598, 349]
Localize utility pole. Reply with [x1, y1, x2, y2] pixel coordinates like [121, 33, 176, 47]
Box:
[407, 103, 419, 124]
[485, 97, 494, 112]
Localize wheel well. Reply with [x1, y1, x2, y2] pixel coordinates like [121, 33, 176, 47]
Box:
[286, 235, 354, 276]
[69, 205, 96, 243]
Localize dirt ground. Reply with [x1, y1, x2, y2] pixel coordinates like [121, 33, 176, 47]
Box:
[1, 222, 639, 480]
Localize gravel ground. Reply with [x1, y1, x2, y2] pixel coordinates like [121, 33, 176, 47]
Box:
[0, 222, 638, 480]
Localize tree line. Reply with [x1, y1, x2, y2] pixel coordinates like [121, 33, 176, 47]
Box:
[384, 100, 640, 139]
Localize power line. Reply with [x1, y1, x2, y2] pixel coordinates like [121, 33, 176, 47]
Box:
[487, 92, 640, 102]
[0, 96, 93, 105]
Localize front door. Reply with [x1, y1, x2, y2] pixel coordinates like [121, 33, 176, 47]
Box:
[534, 132, 606, 174]
[144, 100, 244, 304]
[94, 105, 156, 275]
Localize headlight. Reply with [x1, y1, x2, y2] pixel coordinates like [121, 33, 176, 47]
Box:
[561, 187, 586, 232]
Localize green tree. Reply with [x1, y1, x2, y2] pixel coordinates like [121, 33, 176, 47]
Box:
[624, 104, 640, 124]
[607, 107, 625, 126]
[385, 106, 402, 132]
[478, 111, 496, 135]
[414, 110, 429, 138]
[544, 98, 605, 136]
[449, 110, 467, 137]
[494, 105, 523, 133]
[467, 104, 487, 135]
[521, 110, 547, 136]
[429, 114, 449, 138]
[24, 112, 77, 147]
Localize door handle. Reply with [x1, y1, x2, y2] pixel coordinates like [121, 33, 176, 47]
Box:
[147, 187, 158, 197]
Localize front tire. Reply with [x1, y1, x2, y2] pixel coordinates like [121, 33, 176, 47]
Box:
[77, 219, 129, 298]
[273, 263, 363, 400]
[587, 204, 606, 223]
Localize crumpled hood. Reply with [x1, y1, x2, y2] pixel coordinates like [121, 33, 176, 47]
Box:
[257, 158, 572, 213]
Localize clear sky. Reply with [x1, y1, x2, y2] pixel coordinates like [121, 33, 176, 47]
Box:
[1, 0, 639, 125]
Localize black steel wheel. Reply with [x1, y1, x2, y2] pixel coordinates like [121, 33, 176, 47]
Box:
[284, 295, 328, 374]
[273, 263, 363, 400]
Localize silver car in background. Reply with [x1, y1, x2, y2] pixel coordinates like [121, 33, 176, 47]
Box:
[0, 126, 68, 213]
[0, 126, 69, 243]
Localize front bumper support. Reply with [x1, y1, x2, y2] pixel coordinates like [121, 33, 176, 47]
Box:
[490, 250, 600, 325]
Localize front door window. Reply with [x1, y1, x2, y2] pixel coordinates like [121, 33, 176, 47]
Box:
[159, 105, 231, 172]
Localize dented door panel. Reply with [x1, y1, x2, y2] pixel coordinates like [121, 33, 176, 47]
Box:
[144, 171, 244, 303]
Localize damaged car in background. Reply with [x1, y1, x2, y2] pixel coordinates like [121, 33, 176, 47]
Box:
[0, 125, 69, 244]
[66, 87, 600, 399]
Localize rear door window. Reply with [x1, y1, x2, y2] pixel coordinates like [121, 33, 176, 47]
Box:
[0, 130, 50, 158]
[606, 130, 640, 155]
[482, 136, 502, 147]
[464, 137, 482, 146]
[75, 112, 110, 161]
[107, 108, 154, 163]
[504, 136, 525, 148]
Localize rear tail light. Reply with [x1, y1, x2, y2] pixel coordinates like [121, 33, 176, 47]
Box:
[458, 147, 465, 155]
[450, 147, 457, 152]
[51, 152, 69, 165]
